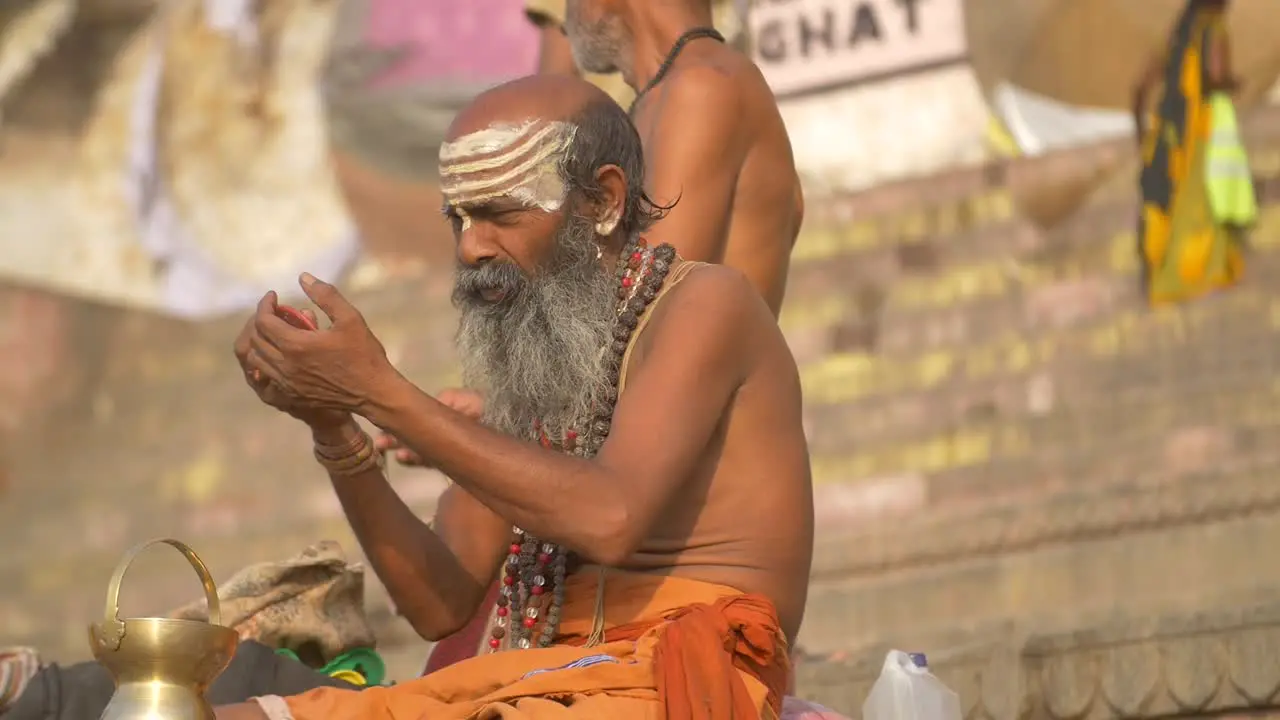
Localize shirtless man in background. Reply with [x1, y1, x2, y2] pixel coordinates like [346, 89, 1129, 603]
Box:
[525, 0, 747, 109]
[543, 0, 803, 317]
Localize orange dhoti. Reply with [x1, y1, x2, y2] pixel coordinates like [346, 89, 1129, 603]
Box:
[266, 569, 791, 719]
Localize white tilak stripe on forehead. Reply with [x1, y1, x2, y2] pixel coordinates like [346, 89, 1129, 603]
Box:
[438, 121, 539, 162]
[440, 122, 577, 213]
[445, 175, 565, 211]
[442, 157, 570, 212]
[439, 123, 573, 177]
[443, 170, 569, 212]
[439, 137, 567, 197]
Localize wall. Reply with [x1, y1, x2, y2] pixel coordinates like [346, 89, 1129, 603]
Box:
[0, 0, 538, 316]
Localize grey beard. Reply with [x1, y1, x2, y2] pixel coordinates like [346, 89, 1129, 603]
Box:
[564, 0, 628, 75]
[453, 214, 618, 442]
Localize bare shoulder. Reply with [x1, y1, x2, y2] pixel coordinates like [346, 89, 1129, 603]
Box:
[655, 53, 763, 132]
[663, 60, 744, 106]
[666, 261, 770, 323]
[642, 262, 778, 362]
[670, 46, 777, 100]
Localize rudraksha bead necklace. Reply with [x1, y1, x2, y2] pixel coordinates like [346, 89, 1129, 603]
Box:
[487, 236, 677, 652]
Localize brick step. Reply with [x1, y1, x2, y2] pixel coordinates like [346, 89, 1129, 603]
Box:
[784, 225, 1135, 361]
[879, 202, 1280, 324]
[784, 201, 1280, 362]
[793, 589, 1280, 718]
[788, 109, 1280, 279]
[919, 421, 1280, 517]
[799, 468, 1280, 659]
[10, 247, 1272, 513]
[809, 403, 1280, 519]
[802, 290, 1280, 455]
[805, 347, 1279, 481]
[1, 416, 451, 554]
[786, 146, 1280, 307]
[787, 194, 1026, 290]
[809, 442, 1280, 583]
[799, 280, 1275, 416]
[787, 183, 1136, 288]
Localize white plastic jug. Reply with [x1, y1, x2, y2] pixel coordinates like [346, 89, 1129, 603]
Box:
[862, 651, 962, 720]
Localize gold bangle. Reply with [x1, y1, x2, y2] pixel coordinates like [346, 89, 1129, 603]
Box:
[315, 448, 368, 474]
[315, 435, 371, 469]
[315, 446, 383, 478]
[315, 430, 370, 461]
[314, 432, 384, 477]
[320, 449, 384, 478]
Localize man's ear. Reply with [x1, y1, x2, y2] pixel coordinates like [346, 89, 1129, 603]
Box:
[592, 164, 627, 236]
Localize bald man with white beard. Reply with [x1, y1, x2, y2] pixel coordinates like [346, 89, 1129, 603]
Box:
[219, 73, 811, 720]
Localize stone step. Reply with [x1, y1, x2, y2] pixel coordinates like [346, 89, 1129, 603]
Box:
[794, 590, 1280, 720]
[808, 412, 1280, 536]
[802, 282, 1280, 457]
[784, 199, 1280, 362]
[782, 131, 1280, 362]
[813, 436, 1280, 579]
[787, 166, 1280, 317]
[806, 353, 1280, 489]
[782, 218, 1131, 362]
[1, 414, 451, 554]
[795, 463, 1280, 663]
[800, 280, 1276, 422]
[788, 107, 1280, 279]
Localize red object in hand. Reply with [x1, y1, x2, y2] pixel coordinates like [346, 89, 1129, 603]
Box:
[275, 304, 317, 331]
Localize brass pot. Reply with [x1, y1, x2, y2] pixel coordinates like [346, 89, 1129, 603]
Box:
[88, 539, 239, 720]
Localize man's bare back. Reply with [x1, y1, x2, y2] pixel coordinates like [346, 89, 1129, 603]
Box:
[563, 0, 804, 316]
[634, 47, 803, 317]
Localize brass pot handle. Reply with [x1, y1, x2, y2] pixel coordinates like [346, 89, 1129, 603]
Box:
[96, 538, 222, 651]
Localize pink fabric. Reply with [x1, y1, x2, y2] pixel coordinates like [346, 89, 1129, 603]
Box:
[420, 582, 501, 676]
[781, 696, 851, 719]
[362, 0, 538, 87]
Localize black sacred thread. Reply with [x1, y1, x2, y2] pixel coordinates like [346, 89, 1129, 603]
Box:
[628, 27, 726, 116]
[491, 237, 679, 651]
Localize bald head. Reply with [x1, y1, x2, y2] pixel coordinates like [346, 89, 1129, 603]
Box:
[439, 73, 660, 238]
[446, 75, 613, 140]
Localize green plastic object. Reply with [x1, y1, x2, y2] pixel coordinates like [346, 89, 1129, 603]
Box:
[274, 647, 388, 687]
[1205, 92, 1259, 227]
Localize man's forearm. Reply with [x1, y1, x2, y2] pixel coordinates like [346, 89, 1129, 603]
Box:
[311, 421, 486, 639]
[361, 374, 629, 563]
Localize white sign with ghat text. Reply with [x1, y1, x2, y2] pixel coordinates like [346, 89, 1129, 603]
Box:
[750, 0, 967, 96]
